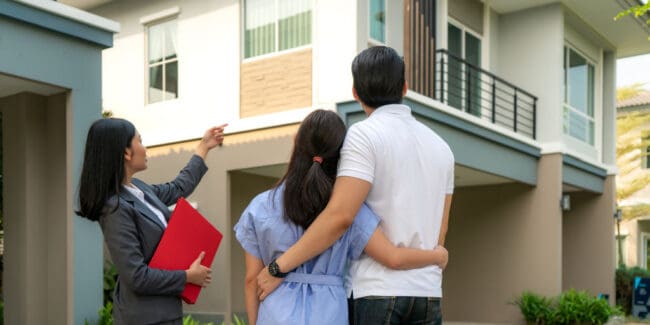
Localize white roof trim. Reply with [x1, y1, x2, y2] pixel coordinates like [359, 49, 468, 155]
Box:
[14, 0, 120, 33]
[139, 6, 180, 25]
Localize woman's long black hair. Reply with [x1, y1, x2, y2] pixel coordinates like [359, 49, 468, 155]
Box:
[76, 118, 136, 221]
[276, 109, 347, 229]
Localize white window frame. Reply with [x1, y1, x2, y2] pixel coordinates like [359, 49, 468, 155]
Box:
[241, 0, 314, 62]
[447, 18, 482, 113]
[563, 44, 596, 145]
[144, 16, 179, 105]
[641, 232, 650, 269]
[368, 0, 386, 46]
[642, 135, 650, 169]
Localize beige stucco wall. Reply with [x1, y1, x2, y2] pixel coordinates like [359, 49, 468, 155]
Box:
[448, 0, 484, 35]
[562, 175, 616, 301]
[443, 153, 563, 323]
[139, 124, 297, 321]
[240, 49, 313, 118]
[0, 92, 69, 324]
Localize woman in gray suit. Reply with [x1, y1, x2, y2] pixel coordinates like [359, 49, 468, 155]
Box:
[76, 118, 227, 324]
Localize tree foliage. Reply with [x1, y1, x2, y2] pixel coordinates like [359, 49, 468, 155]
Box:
[617, 85, 650, 220]
[618, 82, 647, 102]
[615, 2, 650, 41]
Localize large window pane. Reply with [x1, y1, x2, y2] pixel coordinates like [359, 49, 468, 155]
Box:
[245, 0, 312, 58]
[563, 47, 595, 145]
[370, 0, 385, 43]
[568, 48, 589, 114]
[245, 0, 276, 58]
[165, 61, 178, 100]
[164, 20, 177, 61]
[466, 33, 481, 117]
[148, 24, 164, 64]
[278, 0, 311, 51]
[147, 19, 178, 104]
[149, 65, 163, 104]
[447, 24, 463, 110]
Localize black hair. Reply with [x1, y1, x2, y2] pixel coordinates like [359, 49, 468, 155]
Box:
[76, 118, 136, 221]
[351, 46, 405, 109]
[276, 110, 347, 229]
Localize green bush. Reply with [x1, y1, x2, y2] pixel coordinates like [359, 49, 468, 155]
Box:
[183, 314, 213, 325]
[615, 265, 650, 315]
[103, 262, 118, 304]
[514, 291, 553, 324]
[83, 301, 113, 325]
[515, 289, 622, 325]
[0, 298, 4, 325]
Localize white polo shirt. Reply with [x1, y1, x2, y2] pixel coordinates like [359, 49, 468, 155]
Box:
[339, 104, 454, 298]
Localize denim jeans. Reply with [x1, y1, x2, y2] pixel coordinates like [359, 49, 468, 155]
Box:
[350, 296, 442, 325]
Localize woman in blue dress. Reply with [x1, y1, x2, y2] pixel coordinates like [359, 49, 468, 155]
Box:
[234, 110, 448, 325]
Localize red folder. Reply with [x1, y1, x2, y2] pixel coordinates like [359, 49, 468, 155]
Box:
[149, 197, 223, 304]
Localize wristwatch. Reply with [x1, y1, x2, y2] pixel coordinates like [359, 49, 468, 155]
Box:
[268, 259, 289, 278]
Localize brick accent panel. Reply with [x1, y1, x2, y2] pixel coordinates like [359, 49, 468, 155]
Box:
[240, 49, 312, 118]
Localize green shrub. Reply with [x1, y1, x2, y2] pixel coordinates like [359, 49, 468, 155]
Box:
[514, 291, 553, 324]
[0, 298, 4, 325]
[183, 314, 213, 325]
[515, 289, 621, 325]
[231, 314, 247, 325]
[84, 301, 113, 325]
[103, 261, 118, 304]
[615, 266, 650, 315]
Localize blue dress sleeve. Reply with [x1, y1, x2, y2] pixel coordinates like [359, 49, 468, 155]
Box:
[234, 207, 263, 260]
[346, 204, 380, 260]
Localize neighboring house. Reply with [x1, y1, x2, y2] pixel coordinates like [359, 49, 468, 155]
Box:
[617, 91, 650, 269]
[61, 0, 650, 323]
[0, 0, 118, 324]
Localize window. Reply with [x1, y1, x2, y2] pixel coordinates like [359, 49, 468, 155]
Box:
[147, 19, 178, 104]
[244, 0, 312, 59]
[447, 22, 481, 116]
[643, 233, 650, 269]
[563, 46, 595, 145]
[642, 135, 650, 169]
[369, 0, 385, 43]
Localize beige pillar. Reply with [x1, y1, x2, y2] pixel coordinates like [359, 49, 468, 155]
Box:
[1, 92, 68, 324]
[443, 153, 563, 323]
[562, 175, 616, 302]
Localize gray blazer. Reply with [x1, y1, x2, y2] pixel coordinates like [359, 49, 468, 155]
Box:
[100, 155, 208, 325]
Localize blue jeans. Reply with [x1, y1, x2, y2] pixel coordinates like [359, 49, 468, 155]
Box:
[350, 296, 442, 325]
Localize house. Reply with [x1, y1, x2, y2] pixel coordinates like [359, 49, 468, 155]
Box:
[0, 0, 118, 323]
[616, 90, 650, 269]
[62, 0, 650, 323]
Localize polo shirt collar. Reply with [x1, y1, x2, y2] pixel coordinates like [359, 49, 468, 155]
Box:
[372, 104, 411, 117]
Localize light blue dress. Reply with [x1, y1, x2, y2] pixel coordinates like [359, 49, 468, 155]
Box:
[234, 185, 379, 325]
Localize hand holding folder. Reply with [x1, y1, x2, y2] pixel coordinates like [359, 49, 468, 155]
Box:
[149, 197, 223, 304]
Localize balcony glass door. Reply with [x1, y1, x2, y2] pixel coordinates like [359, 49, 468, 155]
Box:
[447, 22, 481, 116]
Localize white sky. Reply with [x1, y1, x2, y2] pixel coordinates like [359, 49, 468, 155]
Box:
[617, 53, 650, 90]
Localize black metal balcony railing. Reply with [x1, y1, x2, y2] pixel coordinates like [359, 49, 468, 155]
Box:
[432, 49, 538, 140]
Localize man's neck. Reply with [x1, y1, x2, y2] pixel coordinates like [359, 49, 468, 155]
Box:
[361, 103, 376, 116]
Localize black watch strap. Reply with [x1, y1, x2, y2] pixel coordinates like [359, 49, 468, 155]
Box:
[268, 259, 289, 278]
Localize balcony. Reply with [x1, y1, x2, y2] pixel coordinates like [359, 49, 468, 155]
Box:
[406, 49, 538, 140]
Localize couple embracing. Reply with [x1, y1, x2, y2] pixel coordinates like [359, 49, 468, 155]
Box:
[235, 46, 455, 325]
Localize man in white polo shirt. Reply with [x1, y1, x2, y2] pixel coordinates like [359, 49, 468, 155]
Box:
[257, 46, 454, 324]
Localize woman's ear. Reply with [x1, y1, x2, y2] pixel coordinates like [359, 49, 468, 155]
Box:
[124, 148, 132, 161]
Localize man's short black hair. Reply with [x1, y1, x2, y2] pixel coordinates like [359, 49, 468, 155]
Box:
[351, 46, 405, 109]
